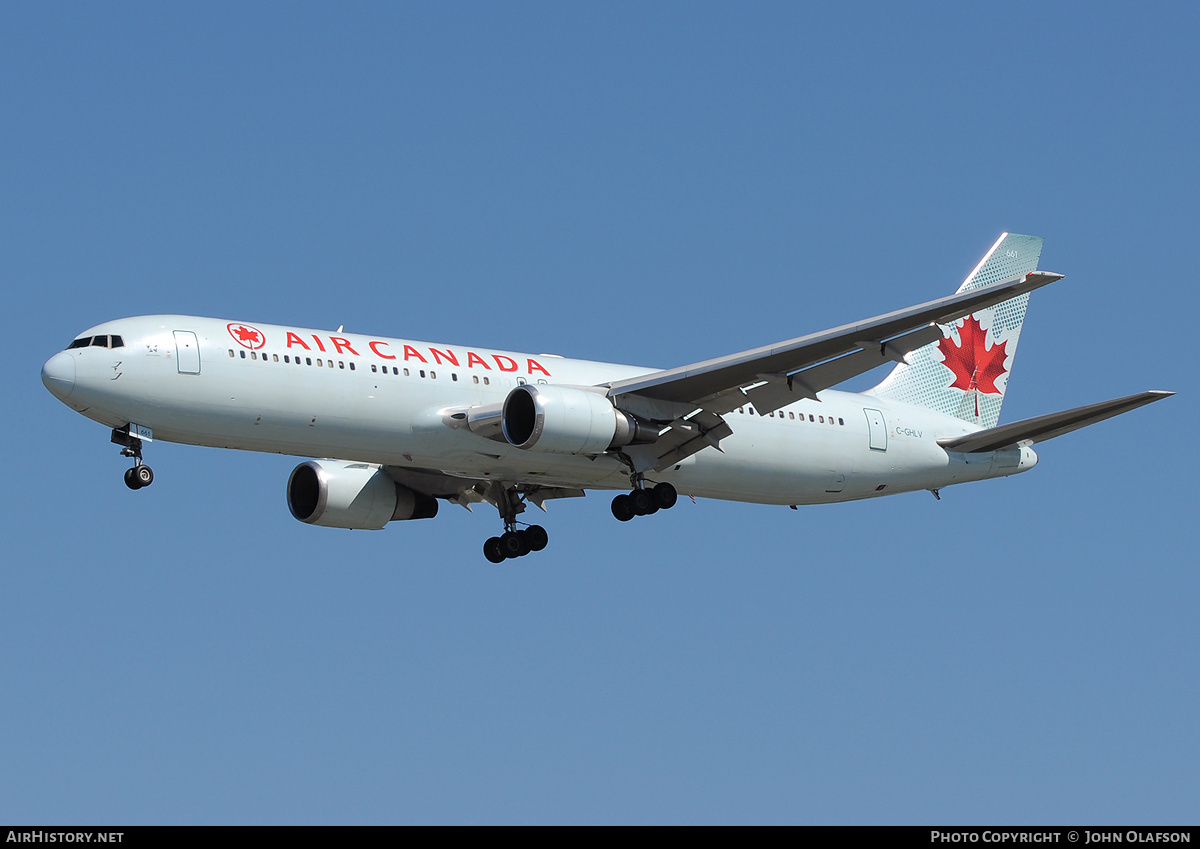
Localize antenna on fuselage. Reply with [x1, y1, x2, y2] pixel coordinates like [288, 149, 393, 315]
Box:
[336, 325, 343, 333]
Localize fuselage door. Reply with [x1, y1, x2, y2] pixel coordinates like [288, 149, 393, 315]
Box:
[174, 330, 201, 374]
[864, 408, 887, 451]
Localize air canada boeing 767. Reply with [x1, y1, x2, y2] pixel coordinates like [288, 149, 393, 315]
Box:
[42, 234, 1172, 561]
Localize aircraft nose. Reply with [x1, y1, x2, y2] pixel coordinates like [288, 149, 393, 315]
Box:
[41, 351, 76, 400]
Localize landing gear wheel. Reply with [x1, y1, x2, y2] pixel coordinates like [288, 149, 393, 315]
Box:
[124, 468, 141, 490]
[630, 488, 655, 516]
[133, 465, 154, 488]
[611, 493, 635, 522]
[525, 525, 549, 552]
[500, 531, 527, 559]
[484, 537, 505, 563]
[652, 482, 677, 510]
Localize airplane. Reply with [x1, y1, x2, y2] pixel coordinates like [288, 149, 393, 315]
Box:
[41, 233, 1172, 562]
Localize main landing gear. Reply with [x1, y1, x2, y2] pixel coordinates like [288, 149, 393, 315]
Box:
[482, 485, 550, 563]
[112, 427, 154, 490]
[483, 524, 549, 563]
[611, 479, 677, 522]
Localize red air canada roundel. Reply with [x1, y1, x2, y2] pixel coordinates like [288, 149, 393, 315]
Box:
[228, 323, 266, 350]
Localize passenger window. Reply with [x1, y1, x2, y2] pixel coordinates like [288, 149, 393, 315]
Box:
[819, 415, 824, 423]
[339, 361, 345, 369]
[838, 418, 844, 426]
[273, 354, 279, 362]
[371, 365, 377, 373]
[483, 377, 489, 385]
[240, 350, 246, 359]
[228, 349, 234, 357]
[306, 357, 313, 366]
[327, 360, 333, 368]
[451, 373, 458, 381]
[251, 351, 257, 360]
[430, 371, 436, 379]
[789, 412, 795, 420]
[809, 414, 814, 422]
[284, 355, 290, 363]
[316, 359, 323, 367]
[419, 370, 426, 378]
[473, 376, 479, 384]
[401, 368, 407, 376]
[349, 362, 355, 371]
[517, 377, 527, 386]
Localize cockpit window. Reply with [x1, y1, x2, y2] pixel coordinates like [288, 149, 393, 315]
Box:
[66, 335, 125, 350]
[66, 334, 124, 350]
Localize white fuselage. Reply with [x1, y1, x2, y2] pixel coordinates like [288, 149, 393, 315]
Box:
[44, 315, 1037, 505]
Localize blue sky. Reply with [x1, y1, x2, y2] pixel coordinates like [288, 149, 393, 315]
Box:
[2, 2, 1196, 824]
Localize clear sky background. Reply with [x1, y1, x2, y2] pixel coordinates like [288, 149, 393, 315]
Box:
[2, 2, 1196, 825]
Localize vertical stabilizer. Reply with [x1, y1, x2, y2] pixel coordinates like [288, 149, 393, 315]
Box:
[870, 233, 1043, 429]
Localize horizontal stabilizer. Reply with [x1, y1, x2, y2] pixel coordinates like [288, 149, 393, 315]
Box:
[937, 390, 1174, 453]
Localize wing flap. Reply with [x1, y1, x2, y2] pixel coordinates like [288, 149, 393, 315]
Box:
[743, 324, 944, 415]
[937, 391, 1174, 453]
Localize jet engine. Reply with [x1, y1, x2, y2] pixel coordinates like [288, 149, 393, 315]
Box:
[287, 460, 439, 529]
[501, 384, 655, 455]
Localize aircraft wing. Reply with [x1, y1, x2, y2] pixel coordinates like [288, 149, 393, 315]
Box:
[605, 270, 1063, 473]
[607, 271, 1063, 418]
[936, 390, 1174, 454]
[384, 464, 584, 511]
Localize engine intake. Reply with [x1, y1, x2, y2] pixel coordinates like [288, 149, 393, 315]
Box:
[501, 384, 655, 455]
[287, 460, 438, 529]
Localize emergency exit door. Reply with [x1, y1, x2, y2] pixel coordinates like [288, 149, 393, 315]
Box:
[174, 331, 201, 374]
[864, 408, 887, 451]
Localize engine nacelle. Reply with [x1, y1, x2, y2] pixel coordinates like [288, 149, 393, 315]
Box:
[287, 460, 439, 529]
[501, 384, 654, 455]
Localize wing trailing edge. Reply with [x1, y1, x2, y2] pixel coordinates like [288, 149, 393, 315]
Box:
[937, 390, 1174, 454]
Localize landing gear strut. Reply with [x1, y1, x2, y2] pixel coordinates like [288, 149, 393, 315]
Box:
[482, 485, 549, 563]
[112, 427, 153, 490]
[611, 477, 677, 522]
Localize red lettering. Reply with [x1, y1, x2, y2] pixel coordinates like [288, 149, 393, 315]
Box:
[403, 345, 428, 363]
[492, 354, 518, 372]
[429, 347, 459, 366]
[466, 351, 491, 370]
[369, 340, 395, 359]
[330, 336, 359, 356]
[286, 332, 311, 350]
[311, 335, 326, 352]
[527, 358, 551, 377]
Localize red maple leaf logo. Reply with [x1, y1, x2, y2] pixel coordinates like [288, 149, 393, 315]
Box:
[227, 322, 265, 349]
[938, 315, 1008, 414]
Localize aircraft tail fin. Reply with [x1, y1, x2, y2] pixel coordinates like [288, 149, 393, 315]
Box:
[870, 233, 1044, 429]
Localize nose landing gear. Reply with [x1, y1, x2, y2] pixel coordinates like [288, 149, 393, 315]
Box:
[112, 426, 154, 490]
[123, 464, 154, 490]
